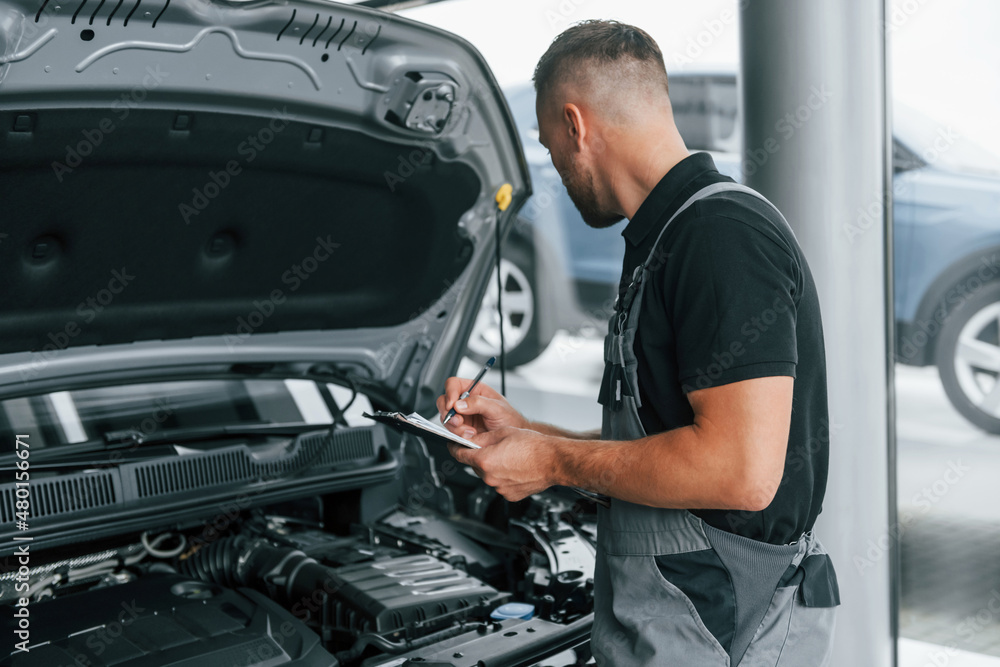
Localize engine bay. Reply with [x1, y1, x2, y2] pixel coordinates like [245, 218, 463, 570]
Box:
[1, 425, 598, 667]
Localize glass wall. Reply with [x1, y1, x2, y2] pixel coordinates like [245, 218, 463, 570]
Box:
[889, 1, 1000, 665]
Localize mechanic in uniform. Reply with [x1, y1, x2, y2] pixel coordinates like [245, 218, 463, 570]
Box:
[437, 20, 840, 666]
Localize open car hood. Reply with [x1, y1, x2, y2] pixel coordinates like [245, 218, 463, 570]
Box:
[0, 0, 529, 411]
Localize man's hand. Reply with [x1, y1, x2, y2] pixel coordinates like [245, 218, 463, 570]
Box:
[447, 427, 561, 502]
[436, 377, 529, 437]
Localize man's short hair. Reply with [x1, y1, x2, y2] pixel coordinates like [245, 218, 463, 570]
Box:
[533, 20, 669, 104]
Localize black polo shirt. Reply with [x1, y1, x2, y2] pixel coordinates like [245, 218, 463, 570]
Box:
[611, 151, 830, 546]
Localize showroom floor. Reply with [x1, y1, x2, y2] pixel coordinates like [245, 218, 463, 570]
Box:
[455, 334, 1000, 666]
[896, 366, 1000, 660]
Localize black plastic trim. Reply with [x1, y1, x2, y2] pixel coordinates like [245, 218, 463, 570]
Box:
[0, 428, 400, 557]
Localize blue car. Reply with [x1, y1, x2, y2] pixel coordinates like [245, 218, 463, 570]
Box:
[469, 71, 1000, 434]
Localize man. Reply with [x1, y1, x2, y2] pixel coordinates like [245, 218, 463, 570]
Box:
[437, 20, 839, 666]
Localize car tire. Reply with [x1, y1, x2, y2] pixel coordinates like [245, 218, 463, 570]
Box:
[465, 242, 552, 369]
[936, 281, 1000, 434]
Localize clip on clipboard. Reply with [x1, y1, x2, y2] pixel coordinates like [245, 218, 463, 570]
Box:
[362, 411, 610, 507]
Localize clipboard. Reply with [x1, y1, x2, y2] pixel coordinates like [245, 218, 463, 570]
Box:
[362, 410, 610, 507]
[363, 410, 480, 449]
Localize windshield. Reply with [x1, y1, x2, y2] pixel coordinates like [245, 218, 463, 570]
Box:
[0, 378, 365, 454]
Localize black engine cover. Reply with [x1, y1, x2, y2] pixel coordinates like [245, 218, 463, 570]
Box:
[5, 574, 336, 666]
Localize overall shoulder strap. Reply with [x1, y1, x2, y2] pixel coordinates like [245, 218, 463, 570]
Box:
[615, 181, 794, 324]
[640, 181, 796, 272]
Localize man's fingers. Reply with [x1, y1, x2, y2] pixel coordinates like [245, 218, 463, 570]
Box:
[455, 394, 502, 420]
[470, 428, 505, 448]
[447, 443, 476, 466]
[441, 393, 492, 427]
[443, 376, 499, 406]
[443, 377, 472, 404]
[437, 390, 467, 426]
[439, 377, 471, 420]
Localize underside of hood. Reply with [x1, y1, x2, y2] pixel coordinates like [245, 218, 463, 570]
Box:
[0, 105, 481, 347]
[0, 0, 530, 404]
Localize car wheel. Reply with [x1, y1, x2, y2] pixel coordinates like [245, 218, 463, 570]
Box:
[466, 244, 551, 368]
[936, 281, 1000, 434]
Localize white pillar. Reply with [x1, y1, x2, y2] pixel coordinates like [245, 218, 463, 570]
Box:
[740, 1, 895, 665]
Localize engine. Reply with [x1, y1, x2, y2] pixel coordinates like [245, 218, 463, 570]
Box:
[176, 536, 507, 658]
[2, 492, 597, 667]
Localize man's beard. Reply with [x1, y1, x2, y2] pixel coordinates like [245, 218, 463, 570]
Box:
[562, 158, 624, 229]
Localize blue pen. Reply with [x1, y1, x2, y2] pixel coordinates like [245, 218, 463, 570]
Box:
[442, 356, 495, 425]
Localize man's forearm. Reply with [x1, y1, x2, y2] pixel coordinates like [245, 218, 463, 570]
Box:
[549, 425, 776, 511]
[528, 421, 602, 440]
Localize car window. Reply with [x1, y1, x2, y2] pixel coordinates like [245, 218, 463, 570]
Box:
[670, 75, 740, 153]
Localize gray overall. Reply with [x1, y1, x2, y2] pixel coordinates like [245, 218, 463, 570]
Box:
[591, 183, 839, 667]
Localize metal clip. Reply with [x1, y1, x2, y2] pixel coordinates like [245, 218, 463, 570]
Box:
[609, 364, 624, 411]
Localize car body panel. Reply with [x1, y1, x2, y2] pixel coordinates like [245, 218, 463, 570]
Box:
[893, 167, 1000, 324]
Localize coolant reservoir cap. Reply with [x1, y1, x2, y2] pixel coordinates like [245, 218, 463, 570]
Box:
[490, 602, 535, 620]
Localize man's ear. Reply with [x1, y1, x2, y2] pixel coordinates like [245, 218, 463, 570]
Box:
[562, 103, 586, 150]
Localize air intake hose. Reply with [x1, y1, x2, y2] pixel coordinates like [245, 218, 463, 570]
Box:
[179, 536, 332, 609]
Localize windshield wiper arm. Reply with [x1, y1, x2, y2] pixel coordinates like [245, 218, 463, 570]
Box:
[102, 422, 332, 448]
